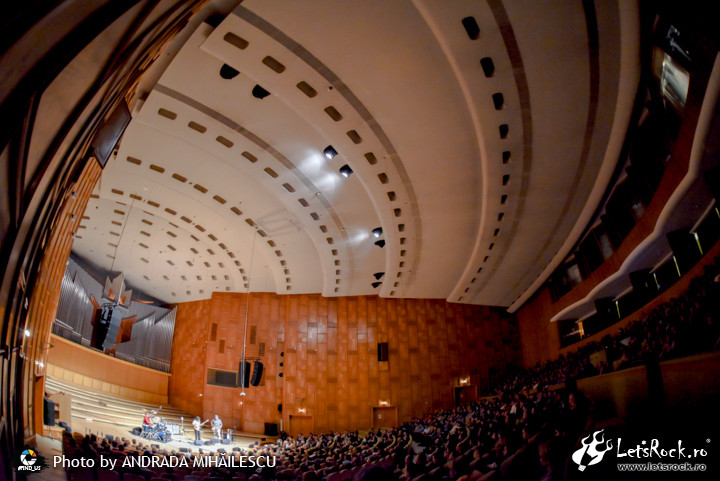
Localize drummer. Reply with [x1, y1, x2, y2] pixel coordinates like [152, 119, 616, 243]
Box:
[142, 411, 153, 433]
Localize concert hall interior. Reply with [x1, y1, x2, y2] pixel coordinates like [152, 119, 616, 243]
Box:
[2, 1, 720, 480]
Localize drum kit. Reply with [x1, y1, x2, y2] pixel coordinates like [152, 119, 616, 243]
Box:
[139, 413, 180, 443]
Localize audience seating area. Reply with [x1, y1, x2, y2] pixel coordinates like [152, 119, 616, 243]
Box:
[496, 256, 720, 395]
[57, 256, 720, 481]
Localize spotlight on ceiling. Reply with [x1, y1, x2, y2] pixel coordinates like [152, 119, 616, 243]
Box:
[339, 165, 353, 178]
[373, 272, 385, 280]
[323, 145, 338, 159]
[374, 239, 385, 248]
[371, 282, 382, 288]
[372, 227, 383, 238]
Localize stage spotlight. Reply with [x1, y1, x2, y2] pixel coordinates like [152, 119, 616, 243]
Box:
[323, 145, 338, 159]
[371, 282, 382, 288]
[339, 164, 353, 177]
[24, 329, 31, 337]
[374, 272, 384, 280]
[375, 239, 385, 248]
[372, 227, 382, 238]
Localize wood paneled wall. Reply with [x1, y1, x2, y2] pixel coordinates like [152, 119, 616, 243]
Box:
[169, 293, 520, 435]
[169, 299, 212, 416]
[46, 335, 169, 402]
[25, 159, 102, 436]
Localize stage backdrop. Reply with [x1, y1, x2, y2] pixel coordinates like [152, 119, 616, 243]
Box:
[169, 293, 520, 435]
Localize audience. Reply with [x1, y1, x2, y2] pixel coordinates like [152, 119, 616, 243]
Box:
[60, 257, 720, 481]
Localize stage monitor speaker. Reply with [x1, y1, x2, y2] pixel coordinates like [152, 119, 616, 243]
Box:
[250, 361, 264, 386]
[238, 360, 251, 388]
[132, 427, 142, 436]
[217, 448, 227, 454]
[377, 342, 388, 361]
[194, 440, 204, 446]
[264, 423, 278, 436]
[204, 440, 215, 445]
[222, 439, 231, 444]
[179, 447, 190, 453]
[210, 438, 221, 444]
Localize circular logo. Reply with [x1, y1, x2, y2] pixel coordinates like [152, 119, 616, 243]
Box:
[20, 449, 37, 466]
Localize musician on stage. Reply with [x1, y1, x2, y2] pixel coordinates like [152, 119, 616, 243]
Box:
[211, 414, 223, 440]
[192, 416, 203, 442]
[142, 411, 152, 433]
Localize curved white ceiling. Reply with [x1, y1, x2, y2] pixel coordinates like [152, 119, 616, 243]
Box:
[73, 0, 638, 305]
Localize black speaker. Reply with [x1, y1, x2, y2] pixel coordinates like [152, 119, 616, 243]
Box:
[704, 166, 720, 203]
[132, 427, 142, 436]
[222, 439, 231, 444]
[250, 361, 264, 386]
[91, 102, 131, 168]
[194, 440, 204, 445]
[667, 228, 701, 273]
[210, 438, 221, 444]
[238, 360, 251, 388]
[377, 342, 388, 362]
[179, 447, 190, 453]
[264, 423, 278, 436]
[43, 397, 55, 426]
[204, 440, 215, 445]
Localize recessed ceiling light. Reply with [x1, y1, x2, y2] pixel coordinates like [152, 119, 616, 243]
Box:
[339, 165, 353, 178]
[371, 282, 382, 288]
[372, 227, 382, 238]
[323, 145, 338, 159]
[374, 239, 385, 248]
[373, 272, 384, 280]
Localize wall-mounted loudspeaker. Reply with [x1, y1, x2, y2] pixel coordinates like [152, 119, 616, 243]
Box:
[238, 360, 251, 388]
[378, 342, 388, 362]
[250, 361, 264, 386]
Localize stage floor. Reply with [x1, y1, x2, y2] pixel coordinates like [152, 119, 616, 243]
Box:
[72, 418, 270, 455]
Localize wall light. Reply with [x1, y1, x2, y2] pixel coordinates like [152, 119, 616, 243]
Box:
[339, 165, 353, 178]
[372, 227, 383, 238]
[323, 145, 338, 159]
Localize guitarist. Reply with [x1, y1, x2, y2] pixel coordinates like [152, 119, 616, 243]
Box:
[192, 416, 208, 442]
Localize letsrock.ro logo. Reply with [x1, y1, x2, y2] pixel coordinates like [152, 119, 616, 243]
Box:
[572, 430, 613, 471]
[571, 429, 711, 472]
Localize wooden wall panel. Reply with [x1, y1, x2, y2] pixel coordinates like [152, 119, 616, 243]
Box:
[170, 293, 520, 435]
[169, 298, 212, 416]
[24, 159, 102, 436]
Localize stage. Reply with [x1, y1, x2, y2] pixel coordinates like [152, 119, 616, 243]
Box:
[71, 418, 272, 455]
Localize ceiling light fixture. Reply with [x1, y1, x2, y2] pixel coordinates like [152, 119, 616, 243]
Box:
[323, 145, 338, 159]
[339, 165, 353, 178]
[371, 282, 382, 288]
[372, 227, 382, 238]
[373, 272, 384, 280]
[374, 240, 385, 248]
